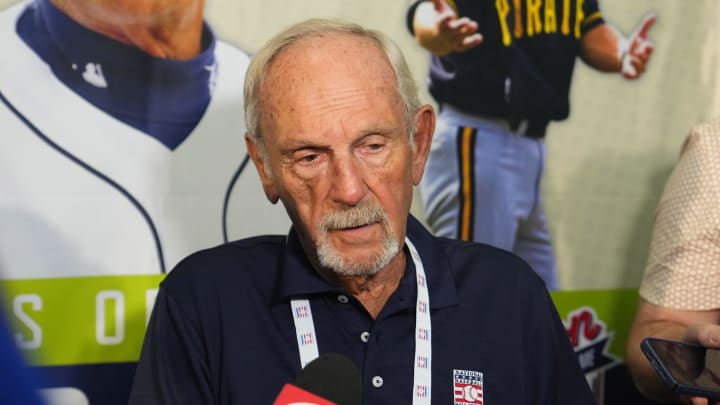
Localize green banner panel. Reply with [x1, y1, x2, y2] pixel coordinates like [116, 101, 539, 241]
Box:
[0, 275, 165, 365]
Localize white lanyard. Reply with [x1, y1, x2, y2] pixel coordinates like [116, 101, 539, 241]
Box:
[290, 237, 431, 404]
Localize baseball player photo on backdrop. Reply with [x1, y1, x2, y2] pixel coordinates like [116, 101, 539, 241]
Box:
[407, 0, 655, 290]
[0, 0, 289, 403]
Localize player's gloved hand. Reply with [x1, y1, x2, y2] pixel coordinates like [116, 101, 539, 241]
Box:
[620, 13, 656, 79]
[417, 0, 483, 56]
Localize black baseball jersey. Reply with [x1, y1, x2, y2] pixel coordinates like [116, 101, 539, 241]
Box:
[407, 0, 605, 137]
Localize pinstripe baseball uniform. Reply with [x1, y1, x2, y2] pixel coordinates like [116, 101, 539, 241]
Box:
[0, 1, 290, 403]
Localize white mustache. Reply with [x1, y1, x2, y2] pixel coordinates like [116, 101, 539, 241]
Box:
[319, 203, 387, 231]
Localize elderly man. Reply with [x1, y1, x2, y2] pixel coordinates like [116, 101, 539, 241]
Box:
[129, 18, 593, 404]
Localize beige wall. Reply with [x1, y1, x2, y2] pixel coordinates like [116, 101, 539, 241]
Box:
[3, 0, 718, 290]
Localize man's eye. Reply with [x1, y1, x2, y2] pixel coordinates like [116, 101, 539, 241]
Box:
[368, 143, 383, 151]
[299, 153, 319, 163]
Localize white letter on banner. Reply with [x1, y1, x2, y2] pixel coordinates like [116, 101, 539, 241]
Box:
[13, 294, 42, 349]
[95, 290, 125, 345]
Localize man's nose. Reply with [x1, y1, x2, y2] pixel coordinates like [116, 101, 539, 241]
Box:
[329, 158, 367, 206]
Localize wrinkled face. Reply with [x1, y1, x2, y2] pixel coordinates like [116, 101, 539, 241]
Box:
[249, 34, 430, 277]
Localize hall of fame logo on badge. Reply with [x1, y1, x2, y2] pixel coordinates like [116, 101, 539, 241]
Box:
[453, 369, 483, 405]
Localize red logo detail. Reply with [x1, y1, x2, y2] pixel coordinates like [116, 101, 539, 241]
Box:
[566, 308, 601, 348]
[300, 333, 313, 345]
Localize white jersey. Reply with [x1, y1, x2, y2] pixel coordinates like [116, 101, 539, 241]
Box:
[0, 2, 290, 279]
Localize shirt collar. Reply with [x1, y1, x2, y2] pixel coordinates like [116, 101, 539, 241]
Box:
[273, 215, 458, 310]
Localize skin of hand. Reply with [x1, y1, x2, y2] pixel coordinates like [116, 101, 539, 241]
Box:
[620, 13, 656, 79]
[684, 324, 720, 405]
[580, 12, 655, 78]
[627, 298, 720, 404]
[50, 0, 205, 59]
[413, 0, 483, 56]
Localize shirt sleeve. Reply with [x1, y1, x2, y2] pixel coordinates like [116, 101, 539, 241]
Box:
[639, 118, 720, 310]
[548, 296, 596, 404]
[533, 288, 596, 404]
[581, 0, 605, 35]
[128, 287, 213, 405]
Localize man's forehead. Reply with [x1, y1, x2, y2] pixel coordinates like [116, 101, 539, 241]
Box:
[262, 33, 394, 94]
[258, 33, 400, 127]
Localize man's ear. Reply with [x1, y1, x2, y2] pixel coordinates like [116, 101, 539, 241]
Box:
[245, 133, 280, 204]
[410, 104, 436, 185]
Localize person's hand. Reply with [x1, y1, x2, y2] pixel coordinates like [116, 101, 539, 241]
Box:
[422, 0, 483, 56]
[684, 323, 720, 348]
[684, 393, 720, 405]
[620, 13, 656, 79]
[682, 324, 720, 405]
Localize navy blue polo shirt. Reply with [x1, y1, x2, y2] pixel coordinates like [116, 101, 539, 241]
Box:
[129, 216, 593, 404]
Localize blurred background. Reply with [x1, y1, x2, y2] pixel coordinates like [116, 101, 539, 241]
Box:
[1, 0, 717, 289]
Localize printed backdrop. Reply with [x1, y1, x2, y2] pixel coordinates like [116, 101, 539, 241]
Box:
[1, 0, 718, 404]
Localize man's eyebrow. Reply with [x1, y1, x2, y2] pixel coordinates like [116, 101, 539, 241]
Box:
[358, 127, 394, 136]
[278, 140, 329, 154]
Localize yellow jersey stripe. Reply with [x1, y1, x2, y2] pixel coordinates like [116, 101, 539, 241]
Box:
[459, 126, 475, 241]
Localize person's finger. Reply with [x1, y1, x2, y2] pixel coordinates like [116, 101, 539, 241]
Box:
[455, 19, 479, 35]
[448, 16, 473, 30]
[622, 68, 637, 79]
[633, 40, 654, 58]
[432, 0, 451, 14]
[621, 56, 638, 79]
[437, 9, 456, 30]
[634, 12, 657, 40]
[629, 57, 645, 76]
[460, 33, 483, 50]
[689, 396, 709, 405]
[686, 324, 720, 348]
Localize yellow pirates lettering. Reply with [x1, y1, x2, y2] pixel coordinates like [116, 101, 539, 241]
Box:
[513, 0, 524, 39]
[496, 0, 512, 46]
[561, 0, 571, 34]
[526, 0, 542, 37]
[494, 0, 593, 44]
[575, 0, 585, 38]
[544, 0, 557, 34]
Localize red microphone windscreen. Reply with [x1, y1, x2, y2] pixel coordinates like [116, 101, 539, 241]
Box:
[272, 383, 338, 405]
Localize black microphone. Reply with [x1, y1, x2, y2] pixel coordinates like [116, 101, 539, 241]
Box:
[274, 353, 362, 405]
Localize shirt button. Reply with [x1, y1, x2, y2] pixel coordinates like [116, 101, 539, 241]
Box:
[360, 331, 370, 343]
[371, 376, 383, 388]
[337, 295, 349, 304]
